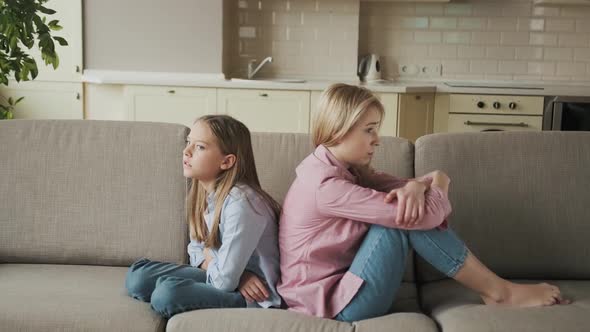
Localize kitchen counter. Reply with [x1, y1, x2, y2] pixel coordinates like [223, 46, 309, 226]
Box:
[82, 70, 590, 97]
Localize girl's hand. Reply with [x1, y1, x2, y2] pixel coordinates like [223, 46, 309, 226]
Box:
[238, 271, 270, 303]
[384, 180, 427, 227]
[200, 248, 214, 270]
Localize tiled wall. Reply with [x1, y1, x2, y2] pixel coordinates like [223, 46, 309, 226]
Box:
[360, 0, 590, 83]
[228, 0, 359, 80]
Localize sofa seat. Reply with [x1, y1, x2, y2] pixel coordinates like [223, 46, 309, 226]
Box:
[420, 279, 590, 332]
[167, 308, 438, 332]
[0, 264, 165, 332]
[167, 282, 438, 332]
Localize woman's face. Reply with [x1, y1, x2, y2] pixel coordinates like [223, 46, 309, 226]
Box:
[330, 107, 381, 168]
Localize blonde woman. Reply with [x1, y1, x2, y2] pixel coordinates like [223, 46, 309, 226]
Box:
[277, 83, 569, 322]
[126, 115, 282, 318]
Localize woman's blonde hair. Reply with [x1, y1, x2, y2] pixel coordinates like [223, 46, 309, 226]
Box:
[187, 115, 281, 248]
[312, 83, 385, 147]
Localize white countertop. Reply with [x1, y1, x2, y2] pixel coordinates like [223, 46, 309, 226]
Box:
[82, 70, 590, 97]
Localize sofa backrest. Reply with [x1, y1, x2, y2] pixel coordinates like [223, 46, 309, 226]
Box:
[250, 132, 416, 281]
[414, 131, 590, 281]
[0, 120, 189, 266]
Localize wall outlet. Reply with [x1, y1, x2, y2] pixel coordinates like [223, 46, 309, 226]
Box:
[419, 64, 442, 77]
[398, 63, 419, 76]
[398, 63, 442, 77]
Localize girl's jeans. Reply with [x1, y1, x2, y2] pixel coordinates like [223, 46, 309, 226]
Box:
[334, 225, 468, 322]
[125, 258, 246, 318]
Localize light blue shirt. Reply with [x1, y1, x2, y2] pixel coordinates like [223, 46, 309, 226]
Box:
[187, 184, 281, 308]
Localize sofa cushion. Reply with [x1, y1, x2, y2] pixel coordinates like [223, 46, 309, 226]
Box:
[420, 279, 590, 332]
[0, 120, 189, 266]
[167, 308, 353, 332]
[251, 132, 417, 282]
[0, 263, 165, 332]
[414, 131, 590, 281]
[353, 313, 438, 332]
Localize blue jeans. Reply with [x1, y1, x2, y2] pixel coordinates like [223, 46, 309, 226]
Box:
[125, 258, 246, 318]
[334, 225, 468, 322]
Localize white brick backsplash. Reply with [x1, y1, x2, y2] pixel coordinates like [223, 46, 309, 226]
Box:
[458, 46, 485, 58]
[415, 31, 442, 44]
[518, 18, 545, 32]
[486, 46, 516, 60]
[500, 32, 530, 46]
[430, 17, 457, 29]
[499, 61, 528, 74]
[470, 60, 498, 74]
[416, 4, 444, 16]
[544, 47, 573, 61]
[488, 18, 518, 31]
[528, 62, 555, 75]
[458, 18, 485, 30]
[231, 0, 590, 82]
[557, 62, 586, 76]
[444, 32, 471, 44]
[559, 34, 588, 47]
[516, 47, 544, 60]
[530, 33, 558, 46]
[445, 4, 473, 17]
[471, 32, 501, 45]
[546, 19, 575, 32]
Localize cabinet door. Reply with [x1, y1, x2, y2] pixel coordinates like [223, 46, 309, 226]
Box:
[29, 0, 83, 82]
[398, 93, 435, 143]
[374, 92, 399, 137]
[125, 86, 217, 127]
[0, 81, 82, 119]
[447, 114, 543, 133]
[217, 89, 310, 133]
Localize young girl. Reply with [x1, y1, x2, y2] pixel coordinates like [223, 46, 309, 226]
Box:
[125, 115, 282, 318]
[277, 83, 569, 322]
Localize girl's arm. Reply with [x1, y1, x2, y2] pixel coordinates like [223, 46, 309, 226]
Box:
[187, 239, 206, 268]
[316, 175, 450, 230]
[206, 198, 268, 292]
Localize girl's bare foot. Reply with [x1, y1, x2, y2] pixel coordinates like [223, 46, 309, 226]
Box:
[482, 282, 570, 307]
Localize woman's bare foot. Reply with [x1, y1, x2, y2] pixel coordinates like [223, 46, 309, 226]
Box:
[482, 282, 570, 307]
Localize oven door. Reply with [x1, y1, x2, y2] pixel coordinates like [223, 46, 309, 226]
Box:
[448, 114, 543, 133]
[543, 96, 590, 131]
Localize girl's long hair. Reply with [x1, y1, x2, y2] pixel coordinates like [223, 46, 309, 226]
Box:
[187, 115, 281, 248]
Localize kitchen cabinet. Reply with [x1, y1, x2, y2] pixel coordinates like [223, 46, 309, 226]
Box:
[398, 93, 435, 143]
[217, 88, 310, 133]
[124, 85, 217, 127]
[0, 81, 83, 119]
[361, 0, 450, 2]
[434, 94, 544, 133]
[30, 0, 83, 82]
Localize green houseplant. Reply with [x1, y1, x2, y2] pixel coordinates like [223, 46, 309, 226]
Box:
[0, 0, 67, 119]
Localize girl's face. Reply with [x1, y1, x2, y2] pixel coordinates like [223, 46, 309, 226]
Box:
[183, 121, 234, 186]
[329, 107, 381, 168]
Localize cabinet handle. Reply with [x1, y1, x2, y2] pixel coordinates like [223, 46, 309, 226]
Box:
[76, 65, 80, 73]
[464, 121, 529, 127]
[259, 93, 268, 97]
[76, 93, 80, 100]
[167, 90, 176, 94]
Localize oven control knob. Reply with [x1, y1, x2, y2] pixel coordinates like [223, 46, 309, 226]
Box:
[493, 102, 501, 109]
[477, 101, 485, 108]
[509, 102, 517, 110]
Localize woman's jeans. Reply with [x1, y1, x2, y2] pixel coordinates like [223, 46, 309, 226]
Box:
[334, 225, 468, 322]
[125, 259, 246, 318]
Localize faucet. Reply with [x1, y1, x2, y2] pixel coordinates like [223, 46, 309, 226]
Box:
[247, 56, 273, 79]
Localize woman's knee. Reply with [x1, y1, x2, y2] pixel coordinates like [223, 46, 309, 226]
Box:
[125, 258, 153, 301]
[369, 225, 409, 252]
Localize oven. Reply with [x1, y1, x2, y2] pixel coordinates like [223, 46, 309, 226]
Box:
[543, 96, 590, 131]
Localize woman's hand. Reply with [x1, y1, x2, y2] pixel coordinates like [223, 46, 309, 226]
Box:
[238, 271, 270, 303]
[200, 248, 214, 270]
[384, 180, 428, 227]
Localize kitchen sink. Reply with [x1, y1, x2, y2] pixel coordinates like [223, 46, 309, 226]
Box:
[230, 78, 306, 84]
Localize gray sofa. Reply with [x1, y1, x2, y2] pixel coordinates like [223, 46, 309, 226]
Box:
[1, 119, 588, 332]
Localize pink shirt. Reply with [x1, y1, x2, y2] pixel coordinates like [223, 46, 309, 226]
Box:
[277, 145, 452, 318]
